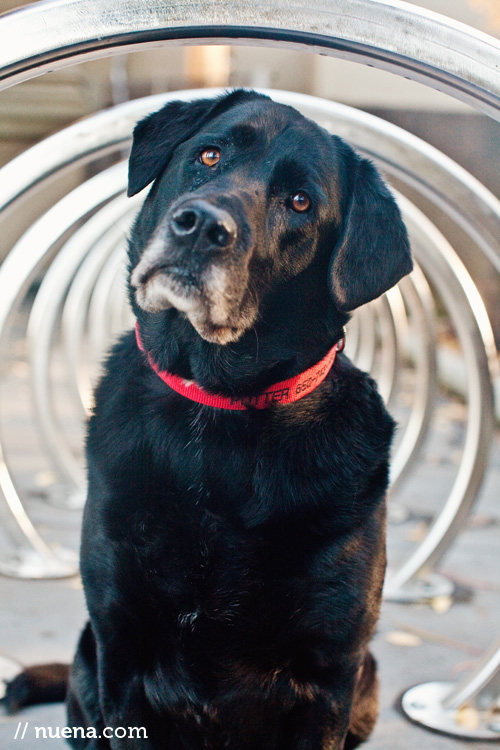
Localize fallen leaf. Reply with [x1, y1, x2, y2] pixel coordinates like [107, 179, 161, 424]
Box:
[455, 706, 480, 730]
[431, 595, 453, 614]
[384, 631, 423, 647]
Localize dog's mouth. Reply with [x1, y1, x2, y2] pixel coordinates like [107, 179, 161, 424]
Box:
[137, 263, 198, 292]
[131, 257, 203, 313]
[131, 254, 257, 346]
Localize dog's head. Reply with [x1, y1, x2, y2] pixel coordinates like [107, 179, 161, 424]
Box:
[128, 91, 411, 346]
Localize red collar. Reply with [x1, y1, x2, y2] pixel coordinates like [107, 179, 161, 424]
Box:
[135, 323, 344, 411]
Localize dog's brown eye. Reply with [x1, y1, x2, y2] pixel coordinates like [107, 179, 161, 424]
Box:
[291, 192, 310, 213]
[200, 148, 221, 167]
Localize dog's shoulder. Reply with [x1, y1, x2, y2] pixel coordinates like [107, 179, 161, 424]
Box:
[271, 353, 395, 462]
[88, 330, 145, 429]
[327, 353, 395, 442]
[86, 330, 158, 473]
[327, 354, 396, 505]
[241, 354, 395, 528]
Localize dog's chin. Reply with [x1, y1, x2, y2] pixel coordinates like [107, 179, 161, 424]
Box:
[134, 271, 250, 345]
[192, 321, 246, 345]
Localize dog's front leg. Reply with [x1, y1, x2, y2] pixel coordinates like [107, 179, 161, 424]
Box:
[65, 620, 161, 749]
[80, 570, 165, 746]
[283, 668, 359, 750]
[94, 643, 164, 750]
[285, 700, 350, 750]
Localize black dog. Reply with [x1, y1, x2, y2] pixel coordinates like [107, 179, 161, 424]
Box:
[5, 90, 411, 749]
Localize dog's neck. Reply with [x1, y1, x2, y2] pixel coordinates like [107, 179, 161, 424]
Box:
[135, 296, 348, 396]
[136, 322, 345, 409]
[133, 264, 349, 397]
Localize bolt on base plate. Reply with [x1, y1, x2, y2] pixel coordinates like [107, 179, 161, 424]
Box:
[401, 681, 500, 740]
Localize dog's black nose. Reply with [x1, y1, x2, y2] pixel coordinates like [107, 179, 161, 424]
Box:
[170, 201, 237, 250]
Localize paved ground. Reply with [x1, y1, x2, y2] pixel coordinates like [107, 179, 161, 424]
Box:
[0, 366, 499, 748]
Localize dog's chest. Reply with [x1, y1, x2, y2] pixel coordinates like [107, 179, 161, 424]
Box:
[139, 502, 260, 625]
[128, 395, 383, 645]
[138, 504, 325, 698]
[141, 408, 319, 569]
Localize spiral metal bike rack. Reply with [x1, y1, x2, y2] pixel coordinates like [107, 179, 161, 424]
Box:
[0, 0, 499, 739]
[1, 89, 496, 589]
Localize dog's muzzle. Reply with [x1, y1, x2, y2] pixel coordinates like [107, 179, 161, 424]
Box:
[130, 196, 256, 344]
[130, 198, 239, 307]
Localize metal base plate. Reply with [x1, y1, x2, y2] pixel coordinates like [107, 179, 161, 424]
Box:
[384, 572, 455, 603]
[0, 547, 78, 579]
[401, 681, 500, 740]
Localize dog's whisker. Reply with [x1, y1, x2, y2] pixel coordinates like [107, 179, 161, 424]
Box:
[253, 328, 260, 364]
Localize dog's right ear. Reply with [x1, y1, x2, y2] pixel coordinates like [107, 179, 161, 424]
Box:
[127, 98, 218, 197]
[127, 90, 268, 197]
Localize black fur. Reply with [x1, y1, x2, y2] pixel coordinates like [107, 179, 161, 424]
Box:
[4, 91, 411, 749]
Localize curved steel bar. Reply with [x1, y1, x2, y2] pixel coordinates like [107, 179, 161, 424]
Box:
[384, 195, 496, 600]
[61, 200, 137, 414]
[388, 265, 438, 496]
[346, 263, 437, 504]
[401, 637, 500, 739]
[369, 295, 398, 406]
[0, 457, 78, 577]
[26, 167, 128, 491]
[352, 304, 377, 375]
[445, 638, 500, 712]
[0, 165, 126, 574]
[383, 284, 410, 413]
[1, 0, 500, 121]
[88, 244, 132, 370]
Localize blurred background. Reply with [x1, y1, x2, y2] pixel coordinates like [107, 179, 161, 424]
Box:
[0, 1, 500, 747]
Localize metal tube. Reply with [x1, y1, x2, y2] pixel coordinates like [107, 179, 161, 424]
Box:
[1, 0, 500, 121]
[369, 295, 398, 406]
[61, 200, 137, 414]
[352, 305, 377, 375]
[26, 167, 128, 489]
[444, 639, 500, 711]
[88, 245, 133, 368]
[0, 165, 125, 575]
[387, 266, 438, 496]
[384, 195, 496, 600]
[383, 284, 410, 412]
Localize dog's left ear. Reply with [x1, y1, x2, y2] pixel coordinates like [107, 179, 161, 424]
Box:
[329, 149, 412, 311]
